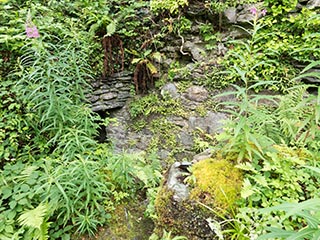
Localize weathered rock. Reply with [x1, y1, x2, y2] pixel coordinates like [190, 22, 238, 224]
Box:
[160, 83, 180, 99]
[224, 7, 237, 23]
[185, 86, 208, 102]
[192, 149, 213, 163]
[167, 116, 188, 128]
[101, 92, 117, 100]
[237, 2, 264, 23]
[307, 0, 320, 8]
[89, 71, 133, 112]
[157, 149, 170, 161]
[178, 131, 194, 148]
[215, 42, 227, 56]
[154, 156, 243, 239]
[188, 111, 227, 134]
[183, 38, 206, 62]
[166, 162, 192, 202]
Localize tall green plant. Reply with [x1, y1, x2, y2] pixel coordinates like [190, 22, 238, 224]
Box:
[16, 38, 99, 160]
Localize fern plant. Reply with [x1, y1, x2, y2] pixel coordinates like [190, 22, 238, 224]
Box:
[18, 203, 50, 240]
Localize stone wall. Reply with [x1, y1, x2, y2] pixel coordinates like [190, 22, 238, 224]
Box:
[90, 71, 132, 112]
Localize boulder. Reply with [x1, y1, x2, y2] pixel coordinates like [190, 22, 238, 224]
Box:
[188, 111, 227, 134]
[185, 86, 208, 102]
[166, 162, 192, 202]
[307, 0, 320, 8]
[154, 157, 243, 239]
[160, 83, 180, 99]
[224, 7, 237, 23]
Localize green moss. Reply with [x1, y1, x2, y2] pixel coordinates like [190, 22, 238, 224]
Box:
[150, 118, 179, 148]
[154, 185, 214, 239]
[195, 104, 208, 117]
[190, 158, 243, 213]
[129, 93, 186, 119]
[90, 199, 154, 240]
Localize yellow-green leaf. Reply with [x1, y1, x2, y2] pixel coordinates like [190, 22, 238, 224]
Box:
[146, 61, 157, 75]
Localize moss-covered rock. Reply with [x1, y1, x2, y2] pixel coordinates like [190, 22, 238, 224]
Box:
[153, 158, 243, 239]
[154, 187, 214, 239]
[190, 158, 243, 213]
[82, 198, 154, 240]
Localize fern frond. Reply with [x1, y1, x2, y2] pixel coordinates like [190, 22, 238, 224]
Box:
[18, 203, 47, 229]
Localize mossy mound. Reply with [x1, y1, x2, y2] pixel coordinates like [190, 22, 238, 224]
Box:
[79, 198, 154, 240]
[190, 158, 243, 213]
[154, 187, 214, 240]
[153, 158, 243, 239]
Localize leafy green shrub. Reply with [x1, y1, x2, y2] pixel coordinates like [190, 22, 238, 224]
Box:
[0, 161, 47, 239]
[150, 0, 188, 14]
[238, 145, 320, 206]
[258, 167, 320, 239]
[220, 3, 319, 91]
[215, 79, 320, 238]
[0, 1, 167, 239]
[0, 149, 162, 239]
[258, 198, 320, 240]
[221, 10, 298, 92]
[16, 37, 99, 161]
[0, 80, 32, 166]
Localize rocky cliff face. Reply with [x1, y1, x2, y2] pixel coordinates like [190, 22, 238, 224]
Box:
[105, 83, 229, 163]
[90, 71, 132, 112]
[86, 2, 319, 238]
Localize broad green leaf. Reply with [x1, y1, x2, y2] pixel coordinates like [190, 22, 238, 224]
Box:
[18, 198, 29, 205]
[20, 184, 30, 192]
[146, 61, 157, 75]
[4, 225, 13, 233]
[2, 187, 12, 199]
[286, 227, 315, 240]
[9, 200, 17, 209]
[257, 227, 295, 240]
[106, 21, 116, 36]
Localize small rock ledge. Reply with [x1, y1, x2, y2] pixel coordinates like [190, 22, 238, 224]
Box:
[90, 71, 133, 112]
